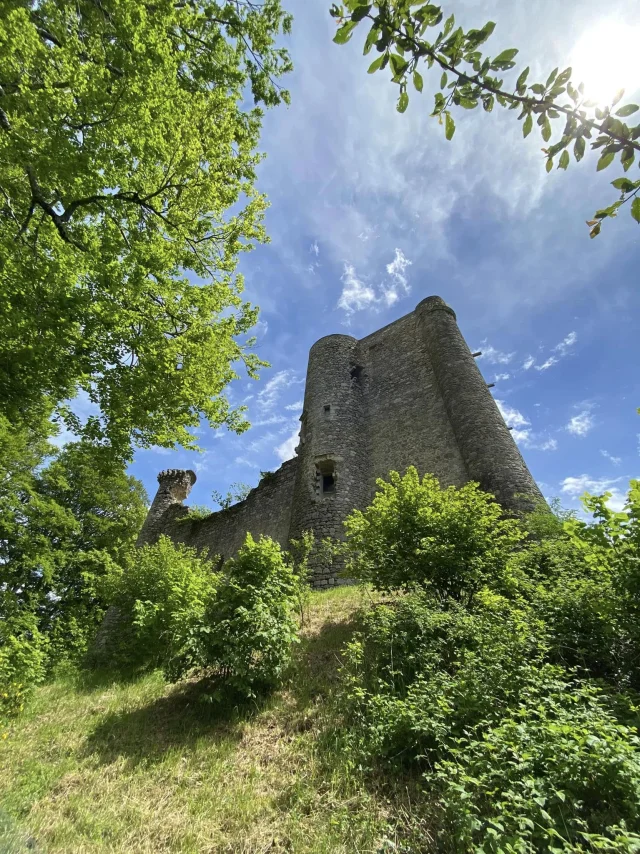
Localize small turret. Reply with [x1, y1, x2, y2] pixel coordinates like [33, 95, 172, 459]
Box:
[137, 468, 196, 546]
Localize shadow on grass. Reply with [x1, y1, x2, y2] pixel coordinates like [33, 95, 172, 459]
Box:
[84, 676, 263, 768]
[284, 613, 361, 725]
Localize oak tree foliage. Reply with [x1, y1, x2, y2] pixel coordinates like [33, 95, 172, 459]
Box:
[0, 0, 292, 454]
[330, 1, 640, 238]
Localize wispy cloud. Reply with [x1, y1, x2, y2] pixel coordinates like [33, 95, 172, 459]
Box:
[493, 372, 511, 382]
[310, 240, 319, 257]
[561, 474, 628, 511]
[554, 331, 577, 356]
[257, 370, 302, 411]
[235, 456, 260, 469]
[522, 355, 535, 371]
[478, 343, 515, 366]
[566, 406, 594, 437]
[337, 263, 377, 314]
[496, 400, 557, 451]
[275, 428, 299, 463]
[337, 248, 413, 315]
[601, 449, 622, 466]
[285, 399, 304, 412]
[534, 356, 559, 372]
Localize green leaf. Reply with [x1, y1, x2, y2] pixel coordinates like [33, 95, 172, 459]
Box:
[546, 67, 558, 87]
[523, 114, 532, 138]
[558, 150, 569, 170]
[440, 71, 447, 89]
[632, 197, 640, 224]
[445, 112, 455, 140]
[546, 157, 553, 173]
[615, 104, 639, 117]
[516, 66, 530, 92]
[333, 20, 358, 44]
[597, 151, 615, 171]
[493, 48, 518, 63]
[351, 5, 372, 22]
[530, 83, 545, 95]
[541, 117, 552, 142]
[367, 55, 385, 74]
[444, 14, 454, 36]
[482, 95, 494, 112]
[413, 70, 424, 92]
[397, 91, 409, 113]
[611, 177, 636, 192]
[458, 98, 477, 109]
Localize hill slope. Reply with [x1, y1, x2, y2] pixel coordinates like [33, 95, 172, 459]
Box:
[0, 587, 417, 854]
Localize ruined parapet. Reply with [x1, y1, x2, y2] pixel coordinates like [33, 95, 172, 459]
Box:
[289, 334, 369, 586]
[415, 296, 544, 511]
[136, 468, 197, 546]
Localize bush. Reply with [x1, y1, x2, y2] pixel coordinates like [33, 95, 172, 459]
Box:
[338, 592, 640, 851]
[202, 534, 302, 696]
[335, 474, 640, 852]
[343, 467, 524, 599]
[107, 536, 219, 678]
[105, 533, 303, 695]
[0, 594, 47, 735]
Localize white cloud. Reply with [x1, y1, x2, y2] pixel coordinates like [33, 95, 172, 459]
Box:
[257, 370, 302, 410]
[337, 263, 378, 314]
[566, 408, 594, 437]
[252, 414, 288, 427]
[275, 428, 299, 462]
[522, 355, 535, 371]
[235, 456, 260, 468]
[601, 449, 622, 466]
[496, 400, 557, 452]
[285, 399, 304, 411]
[479, 344, 514, 365]
[560, 475, 622, 496]
[554, 331, 577, 356]
[535, 356, 559, 372]
[561, 474, 629, 513]
[310, 240, 319, 257]
[493, 372, 511, 382]
[338, 249, 412, 315]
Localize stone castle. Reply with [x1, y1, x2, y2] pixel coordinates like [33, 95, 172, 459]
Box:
[138, 296, 543, 586]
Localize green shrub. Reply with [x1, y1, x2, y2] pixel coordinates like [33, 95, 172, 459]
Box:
[338, 591, 640, 851]
[343, 467, 524, 599]
[0, 594, 47, 734]
[202, 534, 302, 696]
[107, 536, 219, 678]
[106, 533, 303, 695]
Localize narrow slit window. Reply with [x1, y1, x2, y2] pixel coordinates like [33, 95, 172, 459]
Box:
[323, 404, 331, 415]
[322, 473, 335, 494]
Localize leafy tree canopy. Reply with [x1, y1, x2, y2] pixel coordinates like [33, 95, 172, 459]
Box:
[330, 1, 640, 238]
[0, 0, 292, 455]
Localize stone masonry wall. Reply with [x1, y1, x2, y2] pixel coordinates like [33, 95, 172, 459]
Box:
[357, 311, 468, 499]
[139, 458, 298, 561]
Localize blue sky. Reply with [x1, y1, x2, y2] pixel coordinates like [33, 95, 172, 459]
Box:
[128, 0, 640, 515]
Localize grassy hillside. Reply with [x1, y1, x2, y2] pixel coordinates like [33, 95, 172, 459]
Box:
[0, 587, 418, 854]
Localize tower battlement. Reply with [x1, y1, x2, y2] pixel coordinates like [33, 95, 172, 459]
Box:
[139, 297, 543, 586]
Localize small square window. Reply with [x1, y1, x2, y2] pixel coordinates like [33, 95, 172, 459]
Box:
[324, 404, 331, 415]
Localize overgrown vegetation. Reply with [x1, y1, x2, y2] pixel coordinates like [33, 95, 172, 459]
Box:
[105, 534, 305, 695]
[4, 465, 640, 852]
[336, 468, 640, 851]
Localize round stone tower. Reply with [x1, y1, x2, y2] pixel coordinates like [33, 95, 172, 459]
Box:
[415, 296, 544, 511]
[289, 334, 369, 586]
[137, 468, 196, 546]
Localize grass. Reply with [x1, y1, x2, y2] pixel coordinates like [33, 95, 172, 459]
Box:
[0, 586, 419, 854]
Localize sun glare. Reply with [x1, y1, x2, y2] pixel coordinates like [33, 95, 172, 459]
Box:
[570, 19, 640, 105]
